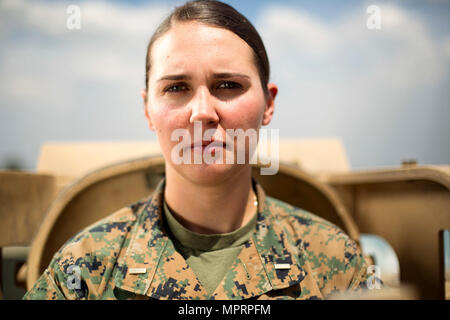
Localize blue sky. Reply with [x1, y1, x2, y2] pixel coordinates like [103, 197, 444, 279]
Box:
[0, 0, 449, 170]
[113, 0, 450, 31]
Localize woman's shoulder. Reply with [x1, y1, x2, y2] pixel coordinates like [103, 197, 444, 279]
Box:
[264, 195, 345, 234]
[263, 196, 368, 295]
[59, 204, 138, 255]
[36, 197, 150, 299]
[263, 195, 362, 269]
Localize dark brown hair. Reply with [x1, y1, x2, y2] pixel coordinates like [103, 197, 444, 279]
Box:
[145, 0, 270, 97]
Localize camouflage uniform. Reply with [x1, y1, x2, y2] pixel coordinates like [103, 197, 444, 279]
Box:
[24, 178, 371, 300]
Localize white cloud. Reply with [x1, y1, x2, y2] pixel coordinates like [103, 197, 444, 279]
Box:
[256, 3, 449, 167]
[443, 37, 450, 58]
[0, 0, 170, 110]
[259, 8, 335, 56]
[259, 3, 446, 94]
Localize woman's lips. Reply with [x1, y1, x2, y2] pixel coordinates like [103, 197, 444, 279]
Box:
[191, 140, 226, 153]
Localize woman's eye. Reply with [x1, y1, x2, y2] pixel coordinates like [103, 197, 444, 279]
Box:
[217, 81, 242, 90]
[164, 84, 188, 93]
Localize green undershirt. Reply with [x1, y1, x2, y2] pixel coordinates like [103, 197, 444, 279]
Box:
[163, 201, 257, 296]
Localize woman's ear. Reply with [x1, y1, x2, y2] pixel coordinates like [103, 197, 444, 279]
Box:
[262, 83, 278, 126]
[141, 89, 155, 131]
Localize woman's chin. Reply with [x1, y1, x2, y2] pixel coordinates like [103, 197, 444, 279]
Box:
[171, 162, 249, 186]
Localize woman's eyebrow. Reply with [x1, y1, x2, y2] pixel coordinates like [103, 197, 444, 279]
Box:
[212, 73, 250, 79]
[157, 73, 250, 81]
[158, 74, 191, 81]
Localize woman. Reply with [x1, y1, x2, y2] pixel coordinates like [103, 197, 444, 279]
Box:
[24, 0, 370, 300]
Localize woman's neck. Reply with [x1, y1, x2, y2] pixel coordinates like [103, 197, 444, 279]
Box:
[164, 165, 256, 234]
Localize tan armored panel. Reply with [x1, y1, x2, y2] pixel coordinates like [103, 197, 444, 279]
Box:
[0, 171, 59, 297]
[0, 171, 58, 247]
[277, 138, 350, 173]
[36, 141, 162, 182]
[323, 166, 450, 299]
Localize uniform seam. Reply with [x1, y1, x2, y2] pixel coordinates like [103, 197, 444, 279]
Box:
[44, 268, 66, 300]
[267, 197, 342, 233]
[251, 234, 274, 290]
[97, 222, 133, 297]
[144, 239, 168, 296]
[122, 200, 151, 260]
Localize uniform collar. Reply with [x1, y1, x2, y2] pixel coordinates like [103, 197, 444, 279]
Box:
[113, 178, 309, 300]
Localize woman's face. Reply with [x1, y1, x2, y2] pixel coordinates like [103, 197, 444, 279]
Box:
[143, 21, 277, 184]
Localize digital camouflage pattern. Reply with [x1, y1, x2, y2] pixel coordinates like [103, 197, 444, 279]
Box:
[24, 178, 372, 300]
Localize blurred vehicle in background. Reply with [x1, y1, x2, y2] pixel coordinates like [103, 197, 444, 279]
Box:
[0, 138, 449, 299]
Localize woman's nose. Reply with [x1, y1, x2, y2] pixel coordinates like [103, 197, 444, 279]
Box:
[189, 87, 219, 126]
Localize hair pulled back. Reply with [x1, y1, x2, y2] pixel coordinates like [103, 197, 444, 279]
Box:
[145, 0, 270, 97]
